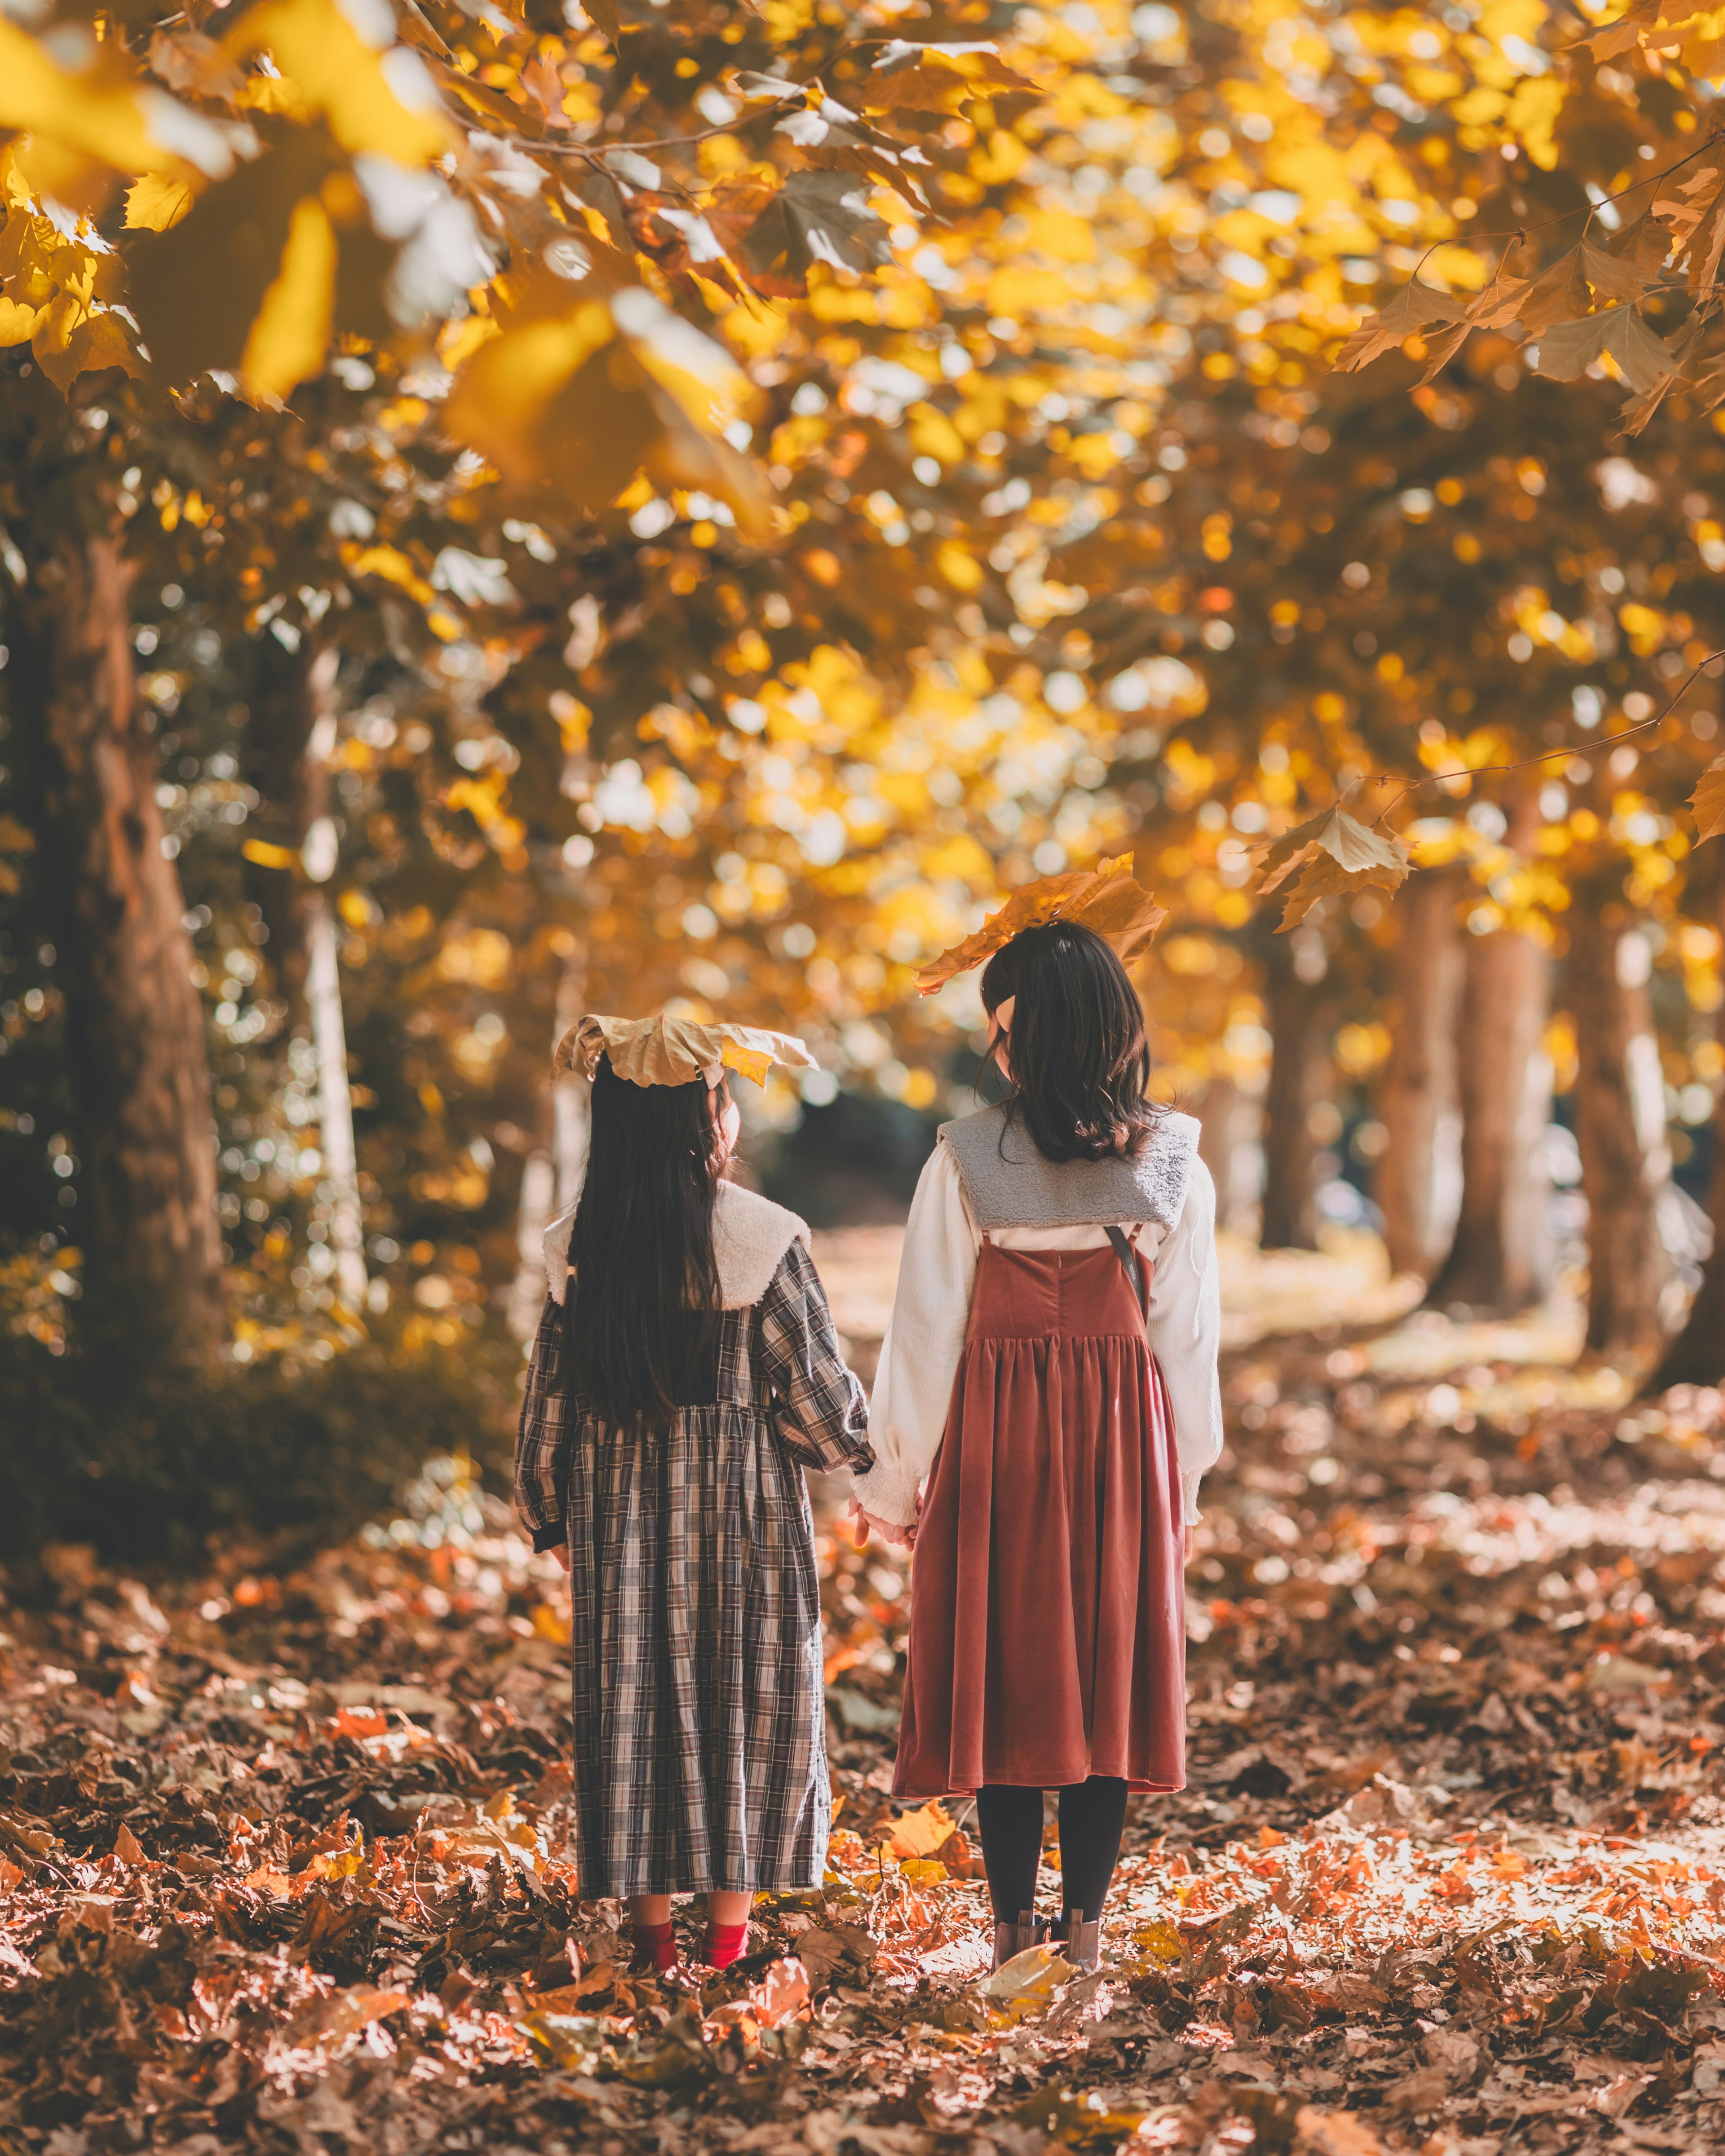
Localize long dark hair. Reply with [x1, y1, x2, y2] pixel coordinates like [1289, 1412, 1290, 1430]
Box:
[979, 920, 1160, 1162]
[565, 1055, 728, 1429]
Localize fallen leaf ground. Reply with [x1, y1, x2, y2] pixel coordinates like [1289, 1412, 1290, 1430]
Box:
[5, 1235, 1725, 2156]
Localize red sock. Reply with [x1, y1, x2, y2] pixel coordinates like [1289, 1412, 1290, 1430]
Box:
[630, 1918, 677, 1975]
[704, 1920, 748, 1969]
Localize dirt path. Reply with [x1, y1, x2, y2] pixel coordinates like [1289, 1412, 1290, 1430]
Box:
[3, 1240, 1723, 2154]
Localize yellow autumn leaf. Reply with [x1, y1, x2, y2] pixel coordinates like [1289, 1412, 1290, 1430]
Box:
[125, 174, 195, 232]
[444, 292, 621, 486]
[0, 296, 40, 346]
[224, 0, 452, 167]
[0, 21, 196, 193]
[239, 190, 337, 402]
[886, 1798, 956, 1858]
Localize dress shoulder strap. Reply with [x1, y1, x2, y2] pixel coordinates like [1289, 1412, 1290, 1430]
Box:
[1103, 1223, 1150, 1322]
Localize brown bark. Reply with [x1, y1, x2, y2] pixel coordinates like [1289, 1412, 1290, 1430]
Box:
[10, 533, 225, 1353]
[1569, 897, 1672, 1357]
[1260, 930, 1326, 1250]
[1377, 868, 1464, 1278]
[1426, 921, 1552, 1315]
[240, 637, 335, 1016]
[1196, 1073, 1260, 1237]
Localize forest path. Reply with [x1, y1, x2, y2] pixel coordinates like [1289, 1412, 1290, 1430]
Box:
[1, 1238, 1722, 2155]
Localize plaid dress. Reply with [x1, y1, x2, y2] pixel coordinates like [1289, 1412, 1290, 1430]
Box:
[514, 1238, 871, 1897]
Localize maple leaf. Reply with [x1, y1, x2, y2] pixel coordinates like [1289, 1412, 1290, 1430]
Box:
[856, 41, 1036, 113]
[1331, 280, 1466, 373]
[1535, 305, 1681, 396]
[737, 169, 894, 296]
[1256, 806, 1413, 932]
[1654, 162, 1725, 292]
[1581, 0, 1663, 59]
[1693, 752, 1725, 839]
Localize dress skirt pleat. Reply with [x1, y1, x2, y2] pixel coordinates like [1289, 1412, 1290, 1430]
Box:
[894, 1240, 1186, 1798]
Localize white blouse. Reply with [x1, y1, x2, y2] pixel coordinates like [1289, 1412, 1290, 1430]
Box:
[849, 1142, 1224, 1529]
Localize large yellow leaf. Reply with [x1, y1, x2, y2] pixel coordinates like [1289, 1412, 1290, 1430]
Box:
[239, 192, 337, 403]
[0, 22, 180, 176]
[445, 267, 771, 528]
[124, 174, 195, 232]
[224, 0, 451, 166]
[128, 133, 341, 392]
[0, 296, 40, 346]
[444, 291, 622, 486]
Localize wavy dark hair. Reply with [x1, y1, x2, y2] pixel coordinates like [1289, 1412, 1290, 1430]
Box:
[564, 1055, 729, 1430]
[979, 919, 1161, 1162]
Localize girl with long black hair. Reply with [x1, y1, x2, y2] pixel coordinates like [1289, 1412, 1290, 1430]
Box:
[515, 1013, 872, 1975]
[850, 874, 1221, 1974]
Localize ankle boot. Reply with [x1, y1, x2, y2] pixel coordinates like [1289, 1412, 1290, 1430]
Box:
[1052, 1909, 1102, 1974]
[991, 1909, 1049, 1970]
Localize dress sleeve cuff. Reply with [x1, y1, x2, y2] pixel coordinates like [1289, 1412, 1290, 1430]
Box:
[849, 1457, 922, 1529]
[1181, 1470, 1203, 1528]
[531, 1524, 567, 1553]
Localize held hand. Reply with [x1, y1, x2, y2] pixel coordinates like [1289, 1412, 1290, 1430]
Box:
[848, 1497, 914, 1551]
[1182, 1524, 1194, 1566]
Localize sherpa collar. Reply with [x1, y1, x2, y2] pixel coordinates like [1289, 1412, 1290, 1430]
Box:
[542, 1179, 811, 1311]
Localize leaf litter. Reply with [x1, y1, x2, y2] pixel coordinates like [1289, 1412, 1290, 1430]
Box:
[7, 1251, 1725, 2153]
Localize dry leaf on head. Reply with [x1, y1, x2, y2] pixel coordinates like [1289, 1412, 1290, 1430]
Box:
[914, 853, 1165, 993]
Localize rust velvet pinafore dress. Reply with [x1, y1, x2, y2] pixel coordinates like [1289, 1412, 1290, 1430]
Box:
[893, 1233, 1186, 1798]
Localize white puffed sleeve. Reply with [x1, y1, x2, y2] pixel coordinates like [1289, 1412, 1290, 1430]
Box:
[848, 1144, 977, 1528]
[1144, 1155, 1223, 1524]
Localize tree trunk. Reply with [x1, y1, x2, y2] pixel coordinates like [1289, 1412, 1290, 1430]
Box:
[1426, 922, 1553, 1315]
[1570, 899, 1673, 1358]
[1195, 1074, 1262, 1237]
[9, 532, 225, 1353]
[305, 892, 367, 1314]
[1260, 929, 1325, 1250]
[1653, 876, 1725, 1388]
[1377, 869, 1464, 1278]
[508, 935, 588, 1335]
[240, 636, 332, 1015]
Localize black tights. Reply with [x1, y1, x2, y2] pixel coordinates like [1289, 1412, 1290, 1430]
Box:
[973, 1777, 1129, 1922]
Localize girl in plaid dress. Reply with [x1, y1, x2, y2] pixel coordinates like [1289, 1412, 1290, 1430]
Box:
[515, 1014, 871, 1975]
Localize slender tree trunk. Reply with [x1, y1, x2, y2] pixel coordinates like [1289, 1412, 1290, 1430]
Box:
[1426, 922, 1553, 1314]
[1260, 929, 1325, 1250]
[1377, 868, 1464, 1278]
[9, 532, 225, 1352]
[508, 935, 588, 1336]
[240, 636, 328, 1014]
[1654, 877, 1725, 1387]
[552, 938, 589, 1210]
[1570, 898, 1672, 1357]
[305, 892, 367, 1313]
[239, 639, 365, 1311]
[1196, 1074, 1261, 1237]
